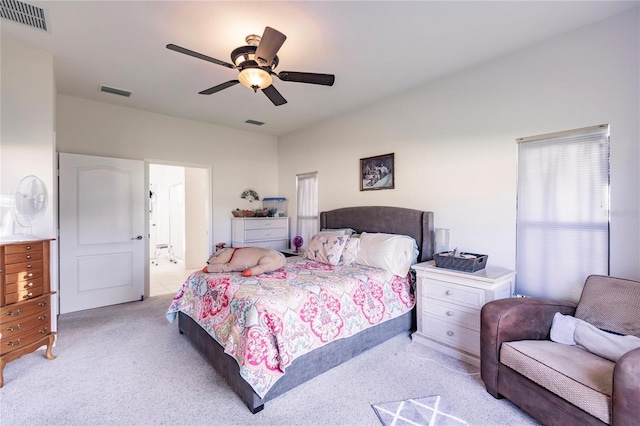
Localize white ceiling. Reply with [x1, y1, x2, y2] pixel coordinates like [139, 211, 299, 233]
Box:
[2, 1, 638, 136]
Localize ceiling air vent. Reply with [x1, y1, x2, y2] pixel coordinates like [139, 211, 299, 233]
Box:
[100, 85, 132, 98]
[245, 119, 264, 126]
[0, 0, 47, 31]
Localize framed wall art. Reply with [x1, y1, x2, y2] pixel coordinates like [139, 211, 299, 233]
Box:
[360, 153, 394, 191]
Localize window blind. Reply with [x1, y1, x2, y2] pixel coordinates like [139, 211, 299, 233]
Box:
[296, 172, 318, 248]
[516, 125, 610, 302]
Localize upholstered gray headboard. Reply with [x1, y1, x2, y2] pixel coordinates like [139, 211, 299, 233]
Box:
[319, 206, 434, 262]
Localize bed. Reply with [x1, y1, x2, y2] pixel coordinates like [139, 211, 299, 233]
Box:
[166, 206, 434, 413]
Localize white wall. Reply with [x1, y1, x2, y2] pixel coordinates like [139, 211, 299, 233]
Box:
[1, 39, 56, 239]
[278, 10, 640, 294]
[1, 38, 58, 321]
[185, 167, 209, 269]
[56, 95, 279, 249]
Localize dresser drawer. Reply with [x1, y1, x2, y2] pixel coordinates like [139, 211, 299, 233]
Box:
[245, 228, 288, 241]
[422, 278, 485, 309]
[2, 305, 50, 337]
[0, 321, 51, 356]
[5, 250, 43, 265]
[0, 295, 51, 323]
[423, 298, 480, 331]
[5, 269, 43, 284]
[5, 278, 43, 295]
[244, 218, 288, 231]
[4, 242, 43, 256]
[5, 285, 44, 304]
[423, 316, 481, 356]
[4, 259, 43, 275]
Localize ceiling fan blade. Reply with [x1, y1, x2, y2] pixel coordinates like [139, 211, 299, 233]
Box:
[277, 71, 335, 86]
[262, 84, 287, 106]
[255, 27, 287, 67]
[166, 43, 235, 69]
[199, 80, 239, 95]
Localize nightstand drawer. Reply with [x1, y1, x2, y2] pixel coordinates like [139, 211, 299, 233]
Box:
[423, 298, 480, 331]
[244, 218, 288, 230]
[422, 279, 485, 309]
[424, 316, 480, 356]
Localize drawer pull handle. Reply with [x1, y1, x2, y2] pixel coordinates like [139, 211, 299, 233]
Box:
[27, 282, 34, 288]
[39, 327, 49, 334]
[7, 324, 23, 332]
[7, 309, 23, 316]
[445, 290, 452, 296]
[26, 245, 32, 250]
[446, 331, 455, 337]
[446, 311, 454, 316]
[38, 300, 48, 307]
[7, 338, 23, 347]
[26, 255, 32, 259]
[27, 264, 33, 268]
[27, 272, 34, 278]
[26, 292, 33, 298]
[38, 314, 48, 321]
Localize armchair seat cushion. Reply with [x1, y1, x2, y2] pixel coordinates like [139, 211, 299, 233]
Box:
[501, 340, 614, 424]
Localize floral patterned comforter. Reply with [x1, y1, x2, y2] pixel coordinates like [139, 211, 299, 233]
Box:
[165, 257, 415, 398]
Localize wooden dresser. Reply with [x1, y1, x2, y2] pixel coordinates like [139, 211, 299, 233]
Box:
[0, 239, 56, 387]
[231, 217, 289, 250]
[412, 262, 515, 366]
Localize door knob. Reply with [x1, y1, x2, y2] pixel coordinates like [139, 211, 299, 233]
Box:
[132, 235, 143, 240]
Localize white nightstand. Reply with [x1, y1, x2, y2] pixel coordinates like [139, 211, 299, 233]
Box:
[412, 262, 515, 366]
[279, 248, 303, 257]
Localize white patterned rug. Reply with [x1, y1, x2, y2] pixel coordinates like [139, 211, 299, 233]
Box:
[372, 395, 469, 426]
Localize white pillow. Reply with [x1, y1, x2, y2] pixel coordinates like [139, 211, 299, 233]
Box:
[550, 312, 640, 362]
[550, 312, 579, 345]
[339, 237, 360, 265]
[354, 232, 416, 277]
[574, 320, 640, 362]
[303, 234, 348, 266]
[320, 228, 356, 236]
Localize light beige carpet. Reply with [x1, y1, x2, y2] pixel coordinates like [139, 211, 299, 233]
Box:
[0, 294, 537, 425]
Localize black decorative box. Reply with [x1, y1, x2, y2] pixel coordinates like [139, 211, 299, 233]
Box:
[434, 252, 488, 273]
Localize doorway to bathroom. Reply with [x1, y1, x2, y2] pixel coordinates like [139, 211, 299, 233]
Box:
[148, 163, 209, 296]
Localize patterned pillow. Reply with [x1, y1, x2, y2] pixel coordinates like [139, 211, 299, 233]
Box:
[303, 234, 349, 265]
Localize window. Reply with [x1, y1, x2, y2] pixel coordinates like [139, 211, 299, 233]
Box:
[516, 125, 609, 302]
[296, 172, 318, 248]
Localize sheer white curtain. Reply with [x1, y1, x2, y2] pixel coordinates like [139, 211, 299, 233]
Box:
[516, 125, 609, 302]
[296, 172, 318, 248]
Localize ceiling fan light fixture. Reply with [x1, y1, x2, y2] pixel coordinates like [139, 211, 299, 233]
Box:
[238, 67, 272, 92]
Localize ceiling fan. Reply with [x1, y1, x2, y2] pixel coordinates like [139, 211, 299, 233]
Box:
[167, 27, 335, 106]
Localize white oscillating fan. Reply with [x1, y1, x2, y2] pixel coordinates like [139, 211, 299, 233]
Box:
[0, 175, 48, 241]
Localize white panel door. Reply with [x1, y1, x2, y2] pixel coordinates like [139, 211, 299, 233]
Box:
[59, 153, 145, 313]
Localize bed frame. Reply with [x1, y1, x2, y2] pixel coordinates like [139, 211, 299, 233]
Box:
[177, 206, 434, 413]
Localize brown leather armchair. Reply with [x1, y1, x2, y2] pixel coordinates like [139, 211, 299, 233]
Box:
[480, 275, 640, 426]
